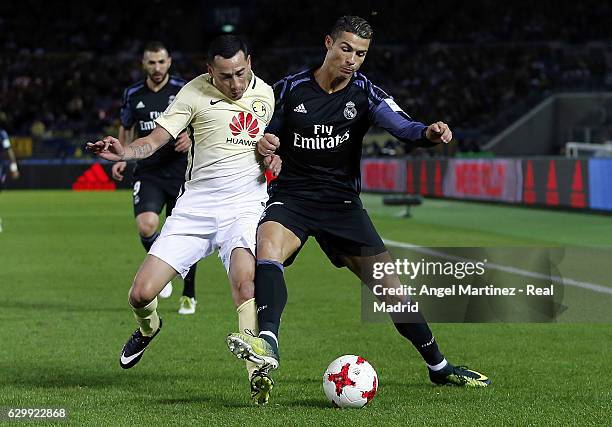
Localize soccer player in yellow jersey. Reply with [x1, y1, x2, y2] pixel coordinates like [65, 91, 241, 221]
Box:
[87, 35, 280, 404]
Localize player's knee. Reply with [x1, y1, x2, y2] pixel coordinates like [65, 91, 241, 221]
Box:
[129, 278, 156, 307]
[232, 278, 255, 306]
[137, 216, 159, 237]
[138, 223, 157, 238]
[129, 288, 152, 308]
[376, 290, 405, 307]
[256, 237, 283, 261]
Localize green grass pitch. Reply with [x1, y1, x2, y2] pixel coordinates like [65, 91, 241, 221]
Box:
[0, 191, 611, 425]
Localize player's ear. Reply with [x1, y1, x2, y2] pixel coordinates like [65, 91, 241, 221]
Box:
[167, 56, 172, 67]
[206, 62, 213, 75]
[324, 35, 334, 50]
[246, 54, 251, 68]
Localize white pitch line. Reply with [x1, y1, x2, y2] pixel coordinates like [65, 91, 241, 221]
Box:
[382, 239, 612, 296]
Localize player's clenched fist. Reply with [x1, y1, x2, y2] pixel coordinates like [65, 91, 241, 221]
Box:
[174, 131, 192, 153]
[86, 136, 125, 162]
[111, 161, 127, 181]
[263, 154, 282, 177]
[257, 133, 280, 156]
[425, 121, 452, 144]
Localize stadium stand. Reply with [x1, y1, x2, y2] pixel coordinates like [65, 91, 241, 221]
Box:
[1, 0, 612, 158]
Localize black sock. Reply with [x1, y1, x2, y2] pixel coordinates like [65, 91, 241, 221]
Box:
[255, 260, 287, 341]
[182, 263, 197, 298]
[393, 312, 444, 366]
[140, 231, 159, 252]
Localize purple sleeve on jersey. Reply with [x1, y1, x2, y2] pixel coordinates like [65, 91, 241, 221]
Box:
[119, 89, 134, 128]
[371, 100, 427, 142]
[1, 129, 10, 150]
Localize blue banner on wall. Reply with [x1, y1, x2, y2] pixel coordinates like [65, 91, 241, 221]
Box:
[588, 159, 612, 211]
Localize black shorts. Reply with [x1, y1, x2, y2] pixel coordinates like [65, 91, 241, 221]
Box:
[132, 173, 183, 217]
[259, 195, 386, 268]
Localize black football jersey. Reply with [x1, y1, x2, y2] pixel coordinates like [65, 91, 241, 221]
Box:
[267, 68, 433, 202]
[120, 76, 187, 178]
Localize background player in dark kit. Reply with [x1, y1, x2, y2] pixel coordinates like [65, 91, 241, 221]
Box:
[1, 128, 20, 188]
[0, 128, 19, 231]
[113, 41, 198, 314]
[227, 16, 490, 390]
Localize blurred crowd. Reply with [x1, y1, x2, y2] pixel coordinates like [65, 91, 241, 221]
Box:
[1, 0, 611, 157]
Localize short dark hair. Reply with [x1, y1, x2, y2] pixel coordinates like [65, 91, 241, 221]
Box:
[143, 41, 169, 55]
[330, 16, 373, 40]
[207, 35, 249, 64]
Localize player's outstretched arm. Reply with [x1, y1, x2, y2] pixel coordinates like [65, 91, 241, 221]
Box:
[257, 133, 280, 156]
[369, 89, 451, 146]
[86, 136, 124, 161]
[87, 126, 172, 162]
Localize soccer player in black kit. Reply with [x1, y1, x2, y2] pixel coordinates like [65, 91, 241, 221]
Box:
[0, 128, 20, 187]
[227, 16, 490, 398]
[113, 41, 198, 314]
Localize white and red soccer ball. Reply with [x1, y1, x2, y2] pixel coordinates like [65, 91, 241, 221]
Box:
[322, 355, 378, 408]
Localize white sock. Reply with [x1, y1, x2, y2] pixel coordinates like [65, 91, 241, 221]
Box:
[259, 330, 278, 347]
[236, 298, 259, 379]
[427, 358, 448, 372]
[131, 297, 160, 337]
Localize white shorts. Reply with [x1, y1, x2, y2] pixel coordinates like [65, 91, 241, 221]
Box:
[149, 203, 264, 276]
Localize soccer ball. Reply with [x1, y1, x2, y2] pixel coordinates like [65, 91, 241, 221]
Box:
[322, 355, 378, 408]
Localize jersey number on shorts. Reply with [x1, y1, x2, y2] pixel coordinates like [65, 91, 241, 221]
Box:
[133, 181, 141, 205]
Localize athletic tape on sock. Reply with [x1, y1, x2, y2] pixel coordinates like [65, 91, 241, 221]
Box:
[257, 259, 284, 272]
[131, 297, 159, 336]
[236, 297, 256, 314]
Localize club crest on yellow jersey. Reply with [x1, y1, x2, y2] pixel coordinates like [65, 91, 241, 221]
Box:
[251, 99, 272, 122]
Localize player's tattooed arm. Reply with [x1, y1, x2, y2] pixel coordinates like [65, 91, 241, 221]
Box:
[87, 125, 172, 162]
[121, 125, 173, 160]
[122, 142, 154, 160]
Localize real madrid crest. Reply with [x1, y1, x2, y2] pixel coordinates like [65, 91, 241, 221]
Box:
[344, 101, 357, 120]
[164, 95, 177, 114]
